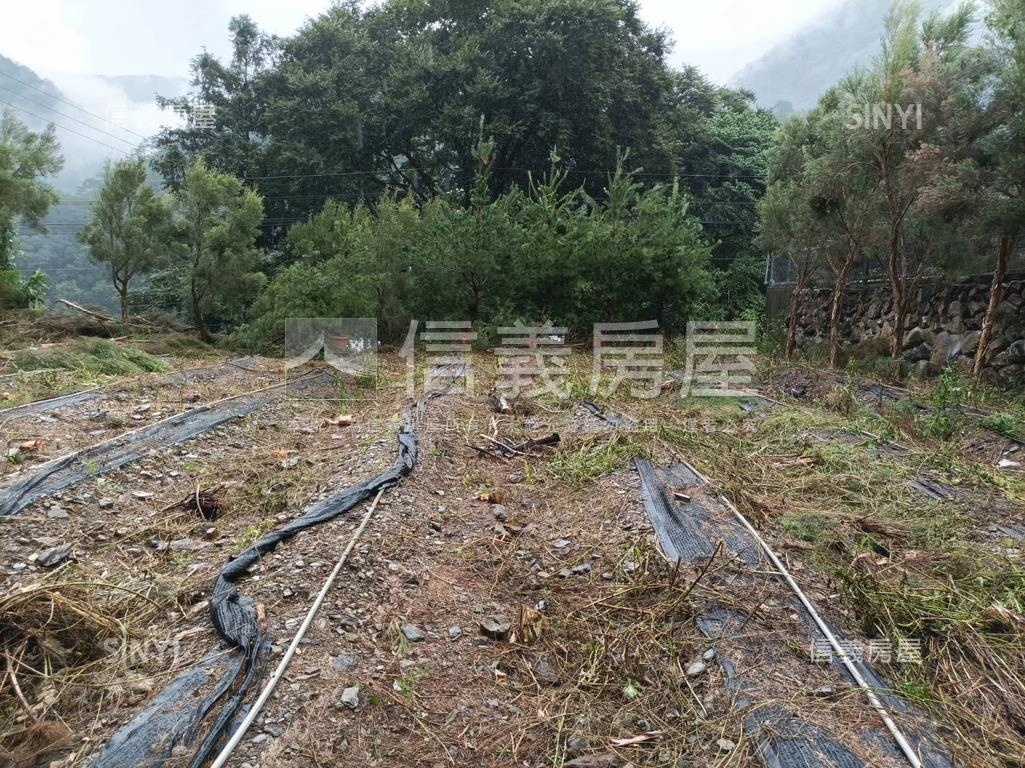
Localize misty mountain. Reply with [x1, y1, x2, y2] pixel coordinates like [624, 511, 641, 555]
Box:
[730, 0, 959, 114]
[0, 54, 121, 309]
[97, 74, 188, 104]
[0, 53, 67, 150]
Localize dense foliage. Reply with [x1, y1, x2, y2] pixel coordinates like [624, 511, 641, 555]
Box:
[146, 0, 774, 338]
[240, 150, 715, 346]
[0, 109, 62, 309]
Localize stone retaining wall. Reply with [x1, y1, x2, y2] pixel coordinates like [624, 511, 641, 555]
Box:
[789, 272, 1025, 386]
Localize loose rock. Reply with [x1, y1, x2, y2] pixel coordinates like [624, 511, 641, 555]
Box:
[479, 614, 512, 641]
[341, 685, 361, 708]
[401, 623, 425, 642]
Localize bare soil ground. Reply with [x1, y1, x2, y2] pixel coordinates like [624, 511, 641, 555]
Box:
[1, 351, 1023, 768]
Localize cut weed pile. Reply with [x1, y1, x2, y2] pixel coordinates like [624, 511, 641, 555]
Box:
[0, 583, 147, 767]
[520, 555, 724, 767]
[12, 340, 166, 377]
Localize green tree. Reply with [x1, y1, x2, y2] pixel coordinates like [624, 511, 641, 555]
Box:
[839, 1, 975, 359]
[156, 4, 770, 276]
[0, 109, 62, 274]
[973, 0, 1025, 376]
[79, 158, 173, 321]
[154, 15, 278, 189]
[757, 180, 824, 361]
[174, 160, 265, 341]
[804, 85, 882, 367]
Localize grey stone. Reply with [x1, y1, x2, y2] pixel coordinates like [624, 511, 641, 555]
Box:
[962, 331, 982, 356]
[479, 614, 512, 641]
[904, 343, 930, 363]
[686, 660, 707, 677]
[533, 656, 560, 685]
[401, 623, 425, 642]
[331, 654, 358, 672]
[448, 625, 463, 640]
[341, 685, 360, 708]
[904, 327, 928, 348]
[34, 544, 72, 568]
[47, 506, 69, 519]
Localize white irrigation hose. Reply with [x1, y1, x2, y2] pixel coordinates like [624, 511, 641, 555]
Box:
[687, 459, 923, 768]
[208, 487, 386, 768]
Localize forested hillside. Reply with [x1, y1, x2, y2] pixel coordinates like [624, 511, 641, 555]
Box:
[732, 0, 954, 112]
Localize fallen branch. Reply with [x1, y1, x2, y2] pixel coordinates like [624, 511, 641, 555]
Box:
[55, 299, 159, 331]
[55, 299, 115, 329]
[5, 647, 38, 722]
[474, 432, 560, 458]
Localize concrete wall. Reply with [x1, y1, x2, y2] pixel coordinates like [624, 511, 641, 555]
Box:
[776, 273, 1025, 386]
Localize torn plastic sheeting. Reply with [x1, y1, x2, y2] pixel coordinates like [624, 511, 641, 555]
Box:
[907, 477, 956, 501]
[89, 652, 232, 768]
[0, 394, 271, 517]
[87, 421, 418, 768]
[581, 400, 626, 427]
[634, 459, 760, 567]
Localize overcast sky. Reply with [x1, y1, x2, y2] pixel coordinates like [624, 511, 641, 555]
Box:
[0, 0, 846, 85]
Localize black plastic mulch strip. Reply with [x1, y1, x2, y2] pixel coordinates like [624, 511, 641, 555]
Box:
[635, 458, 957, 768]
[748, 706, 866, 768]
[88, 425, 416, 768]
[90, 366, 462, 768]
[188, 422, 418, 768]
[0, 388, 103, 418]
[0, 394, 272, 517]
[90, 653, 232, 768]
[907, 477, 956, 501]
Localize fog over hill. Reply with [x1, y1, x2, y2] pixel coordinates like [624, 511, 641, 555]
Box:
[0, 54, 186, 310]
[730, 0, 963, 114]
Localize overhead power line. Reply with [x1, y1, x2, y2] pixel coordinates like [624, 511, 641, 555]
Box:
[0, 83, 139, 149]
[0, 99, 131, 157]
[0, 70, 150, 141]
[239, 168, 764, 182]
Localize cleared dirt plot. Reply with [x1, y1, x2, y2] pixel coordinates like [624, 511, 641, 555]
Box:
[0, 362, 405, 765]
[1, 351, 1024, 768]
